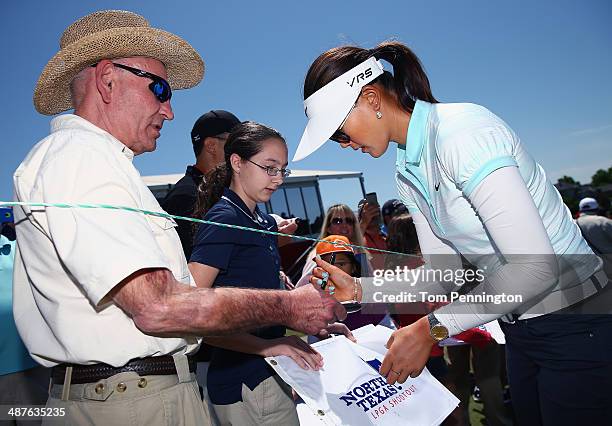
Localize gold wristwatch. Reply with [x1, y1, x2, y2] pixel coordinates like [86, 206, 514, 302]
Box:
[427, 312, 449, 342]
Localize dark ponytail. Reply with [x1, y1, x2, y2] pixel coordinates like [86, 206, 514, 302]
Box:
[303, 41, 437, 113]
[192, 121, 286, 224]
[193, 163, 231, 223]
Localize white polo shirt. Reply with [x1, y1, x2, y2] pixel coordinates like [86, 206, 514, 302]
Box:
[13, 114, 199, 367]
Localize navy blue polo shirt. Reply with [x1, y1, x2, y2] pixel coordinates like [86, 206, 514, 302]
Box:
[190, 188, 285, 405]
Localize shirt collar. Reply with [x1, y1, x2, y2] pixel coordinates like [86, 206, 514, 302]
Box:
[222, 188, 269, 226]
[186, 165, 204, 178]
[50, 114, 135, 161]
[397, 100, 432, 167]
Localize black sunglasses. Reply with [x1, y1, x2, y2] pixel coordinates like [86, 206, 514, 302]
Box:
[329, 98, 359, 143]
[247, 159, 291, 178]
[91, 62, 172, 103]
[330, 129, 351, 144]
[331, 217, 355, 225]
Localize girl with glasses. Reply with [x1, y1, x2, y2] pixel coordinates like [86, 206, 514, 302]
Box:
[188, 121, 311, 426]
[296, 40, 611, 425]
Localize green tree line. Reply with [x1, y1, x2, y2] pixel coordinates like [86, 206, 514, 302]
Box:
[557, 166, 612, 214]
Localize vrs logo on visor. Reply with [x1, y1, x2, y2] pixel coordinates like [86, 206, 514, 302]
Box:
[347, 68, 374, 87]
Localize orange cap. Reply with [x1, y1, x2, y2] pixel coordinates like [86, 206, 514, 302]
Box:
[316, 235, 355, 256]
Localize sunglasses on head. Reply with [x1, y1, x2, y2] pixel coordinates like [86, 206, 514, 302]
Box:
[91, 62, 172, 103]
[331, 217, 355, 225]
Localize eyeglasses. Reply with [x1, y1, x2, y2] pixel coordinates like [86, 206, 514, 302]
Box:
[329, 98, 359, 143]
[92, 62, 172, 103]
[331, 217, 355, 226]
[247, 159, 291, 178]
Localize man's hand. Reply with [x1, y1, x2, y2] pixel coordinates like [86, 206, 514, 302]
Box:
[285, 284, 347, 335]
[309, 256, 361, 302]
[380, 316, 436, 384]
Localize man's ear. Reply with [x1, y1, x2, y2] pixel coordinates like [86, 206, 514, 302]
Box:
[94, 60, 115, 104]
[203, 137, 217, 155]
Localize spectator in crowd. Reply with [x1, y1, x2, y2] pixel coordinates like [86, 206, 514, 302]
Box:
[316, 235, 386, 330]
[161, 110, 240, 259]
[13, 10, 345, 425]
[299, 203, 369, 281]
[317, 235, 362, 276]
[188, 122, 348, 425]
[358, 198, 387, 270]
[381, 198, 408, 229]
[576, 197, 612, 279]
[577, 197, 612, 254]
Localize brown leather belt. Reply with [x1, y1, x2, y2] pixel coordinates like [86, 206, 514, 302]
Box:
[51, 356, 197, 385]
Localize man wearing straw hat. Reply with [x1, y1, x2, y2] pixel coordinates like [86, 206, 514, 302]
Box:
[12, 10, 346, 425]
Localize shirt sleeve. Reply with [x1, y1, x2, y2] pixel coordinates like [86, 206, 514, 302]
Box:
[437, 114, 519, 198]
[434, 166, 559, 335]
[189, 206, 241, 272]
[40, 144, 170, 306]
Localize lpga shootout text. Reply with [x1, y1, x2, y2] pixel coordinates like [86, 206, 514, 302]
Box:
[369, 266, 524, 305]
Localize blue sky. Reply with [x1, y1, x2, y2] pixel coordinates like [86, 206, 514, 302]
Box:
[2, 0, 611, 210]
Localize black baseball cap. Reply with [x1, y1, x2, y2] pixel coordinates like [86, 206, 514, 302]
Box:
[382, 199, 408, 217]
[191, 110, 241, 145]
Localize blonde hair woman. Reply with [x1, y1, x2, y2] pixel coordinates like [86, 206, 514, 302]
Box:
[298, 203, 369, 285]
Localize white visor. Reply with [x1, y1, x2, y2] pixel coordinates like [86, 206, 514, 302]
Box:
[293, 57, 384, 161]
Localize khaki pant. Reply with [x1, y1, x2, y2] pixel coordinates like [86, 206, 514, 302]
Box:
[43, 355, 212, 426]
[212, 375, 299, 426]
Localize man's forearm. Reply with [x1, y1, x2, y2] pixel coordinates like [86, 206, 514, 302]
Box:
[154, 286, 293, 336]
[115, 269, 293, 337]
[115, 268, 340, 338]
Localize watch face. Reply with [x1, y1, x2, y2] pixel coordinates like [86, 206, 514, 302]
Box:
[431, 324, 449, 341]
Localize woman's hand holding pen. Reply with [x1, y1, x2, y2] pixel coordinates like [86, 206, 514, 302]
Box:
[309, 256, 362, 303]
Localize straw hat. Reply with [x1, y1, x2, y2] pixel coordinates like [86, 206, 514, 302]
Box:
[34, 10, 204, 115]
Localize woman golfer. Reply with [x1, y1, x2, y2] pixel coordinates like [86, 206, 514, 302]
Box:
[296, 41, 611, 425]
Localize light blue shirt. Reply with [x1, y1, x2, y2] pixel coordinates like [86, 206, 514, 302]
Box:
[0, 234, 38, 375]
[395, 100, 597, 275]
